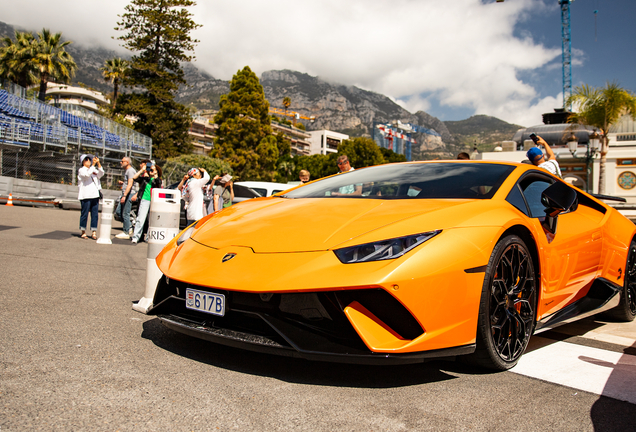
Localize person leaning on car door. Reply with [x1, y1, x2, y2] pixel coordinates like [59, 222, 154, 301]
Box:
[178, 167, 210, 226]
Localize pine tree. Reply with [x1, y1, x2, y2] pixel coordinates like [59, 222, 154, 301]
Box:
[115, 0, 200, 158]
[213, 66, 275, 180]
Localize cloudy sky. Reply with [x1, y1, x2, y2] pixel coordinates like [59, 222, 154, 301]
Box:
[1, 0, 634, 127]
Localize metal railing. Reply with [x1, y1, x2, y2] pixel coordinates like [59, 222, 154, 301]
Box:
[0, 116, 145, 154]
[0, 80, 152, 155]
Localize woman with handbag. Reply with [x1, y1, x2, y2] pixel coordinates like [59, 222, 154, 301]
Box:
[77, 154, 104, 239]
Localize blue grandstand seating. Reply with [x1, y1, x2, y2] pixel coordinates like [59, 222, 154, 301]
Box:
[0, 88, 150, 154]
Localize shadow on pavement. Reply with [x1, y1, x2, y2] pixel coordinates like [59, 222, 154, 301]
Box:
[141, 318, 467, 388]
[29, 230, 78, 240]
[590, 340, 636, 431]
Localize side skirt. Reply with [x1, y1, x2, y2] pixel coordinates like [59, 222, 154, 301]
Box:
[534, 277, 622, 334]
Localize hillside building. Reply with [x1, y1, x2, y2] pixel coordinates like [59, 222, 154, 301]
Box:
[189, 117, 216, 155]
[47, 83, 110, 114]
[307, 130, 349, 156]
[271, 122, 311, 156]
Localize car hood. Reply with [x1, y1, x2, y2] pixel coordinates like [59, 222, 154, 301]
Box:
[191, 197, 497, 253]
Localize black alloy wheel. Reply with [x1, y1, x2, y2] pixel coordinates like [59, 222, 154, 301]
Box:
[468, 235, 537, 371]
[605, 241, 636, 322]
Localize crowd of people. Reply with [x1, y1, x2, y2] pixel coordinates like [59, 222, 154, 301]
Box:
[78, 135, 561, 241]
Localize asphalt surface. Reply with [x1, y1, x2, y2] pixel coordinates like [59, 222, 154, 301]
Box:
[1, 205, 635, 431]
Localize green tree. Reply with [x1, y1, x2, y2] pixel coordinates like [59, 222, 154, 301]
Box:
[33, 29, 77, 101]
[379, 146, 407, 163]
[115, 0, 200, 158]
[120, 93, 193, 159]
[567, 82, 636, 194]
[0, 30, 39, 88]
[338, 137, 385, 169]
[294, 153, 339, 181]
[101, 57, 128, 111]
[213, 66, 274, 180]
[162, 154, 232, 185]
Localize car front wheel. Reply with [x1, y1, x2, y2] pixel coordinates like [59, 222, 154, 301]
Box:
[468, 235, 537, 371]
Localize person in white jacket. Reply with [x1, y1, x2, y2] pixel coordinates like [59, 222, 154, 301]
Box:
[77, 154, 104, 239]
[178, 167, 210, 226]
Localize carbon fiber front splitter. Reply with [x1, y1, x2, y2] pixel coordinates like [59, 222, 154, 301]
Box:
[158, 314, 476, 365]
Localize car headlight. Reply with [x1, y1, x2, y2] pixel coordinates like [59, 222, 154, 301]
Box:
[176, 224, 196, 246]
[334, 230, 441, 264]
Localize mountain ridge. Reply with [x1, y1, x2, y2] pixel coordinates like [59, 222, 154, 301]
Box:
[0, 21, 523, 158]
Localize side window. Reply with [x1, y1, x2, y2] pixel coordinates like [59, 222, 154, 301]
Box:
[522, 180, 552, 218]
[506, 184, 529, 216]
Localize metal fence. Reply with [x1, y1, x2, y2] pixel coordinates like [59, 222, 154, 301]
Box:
[0, 80, 152, 156]
[0, 146, 144, 191]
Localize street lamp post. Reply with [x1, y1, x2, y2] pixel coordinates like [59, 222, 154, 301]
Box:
[567, 131, 601, 193]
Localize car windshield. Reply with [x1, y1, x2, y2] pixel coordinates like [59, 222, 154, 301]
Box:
[281, 162, 515, 199]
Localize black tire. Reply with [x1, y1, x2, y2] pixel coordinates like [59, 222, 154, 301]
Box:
[467, 235, 537, 371]
[603, 241, 636, 322]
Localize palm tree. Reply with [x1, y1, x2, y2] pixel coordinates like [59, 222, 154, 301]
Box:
[101, 57, 128, 110]
[567, 82, 636, 194]
[0, 30, 39, 88]
[33, 29, 77, 101]
[282, 97, 291, 116]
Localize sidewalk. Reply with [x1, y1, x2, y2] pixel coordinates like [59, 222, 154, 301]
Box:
[552, 315, 636, 349]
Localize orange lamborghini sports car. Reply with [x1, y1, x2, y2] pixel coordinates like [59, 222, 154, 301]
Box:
[148, 161, 636, 370]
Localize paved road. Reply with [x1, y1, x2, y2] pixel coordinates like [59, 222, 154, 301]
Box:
[1, 205, 635, 431]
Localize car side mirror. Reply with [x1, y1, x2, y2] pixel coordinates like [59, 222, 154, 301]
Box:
[541, 182, 578, 235]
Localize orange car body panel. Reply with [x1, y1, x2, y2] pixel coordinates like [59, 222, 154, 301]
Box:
[155, 161, 636, 355]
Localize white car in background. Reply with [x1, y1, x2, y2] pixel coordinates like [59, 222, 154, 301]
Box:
[235, 181, 293, 197]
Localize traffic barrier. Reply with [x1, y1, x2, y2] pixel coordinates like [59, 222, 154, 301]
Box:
[133, 188, 181, 313]
[6, 193, 13, 206]
[96, 198, 115, 244]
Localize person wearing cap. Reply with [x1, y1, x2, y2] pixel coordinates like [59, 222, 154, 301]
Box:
[210, 173, 234, 212]
[526, 135, 562, 178]
[77, 154, 104, 239]
[178, 167, 210, 225]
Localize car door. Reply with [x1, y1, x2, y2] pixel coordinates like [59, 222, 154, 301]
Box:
[508, 172, 605, 319]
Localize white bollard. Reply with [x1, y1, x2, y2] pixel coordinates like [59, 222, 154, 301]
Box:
[96, 198, 115, 244]
[133, 188, 181, 313]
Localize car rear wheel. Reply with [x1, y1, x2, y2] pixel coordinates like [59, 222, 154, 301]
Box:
[468, 235, 537, 371]
[604, 241, 636, 322]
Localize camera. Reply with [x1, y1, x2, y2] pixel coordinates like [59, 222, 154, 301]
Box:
[529, 133, 539, 144]
[146, 162, 153, 169]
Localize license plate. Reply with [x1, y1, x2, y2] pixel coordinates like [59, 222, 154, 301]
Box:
[185, 288, 225, 316]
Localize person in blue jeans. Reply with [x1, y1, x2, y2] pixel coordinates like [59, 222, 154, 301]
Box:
[131, 162, 163, 244]
[115, 156, 138, 239]
[77, 154, 104, 239]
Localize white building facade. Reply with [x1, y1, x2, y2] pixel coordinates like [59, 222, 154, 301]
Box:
[307, 130, 349, 156]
